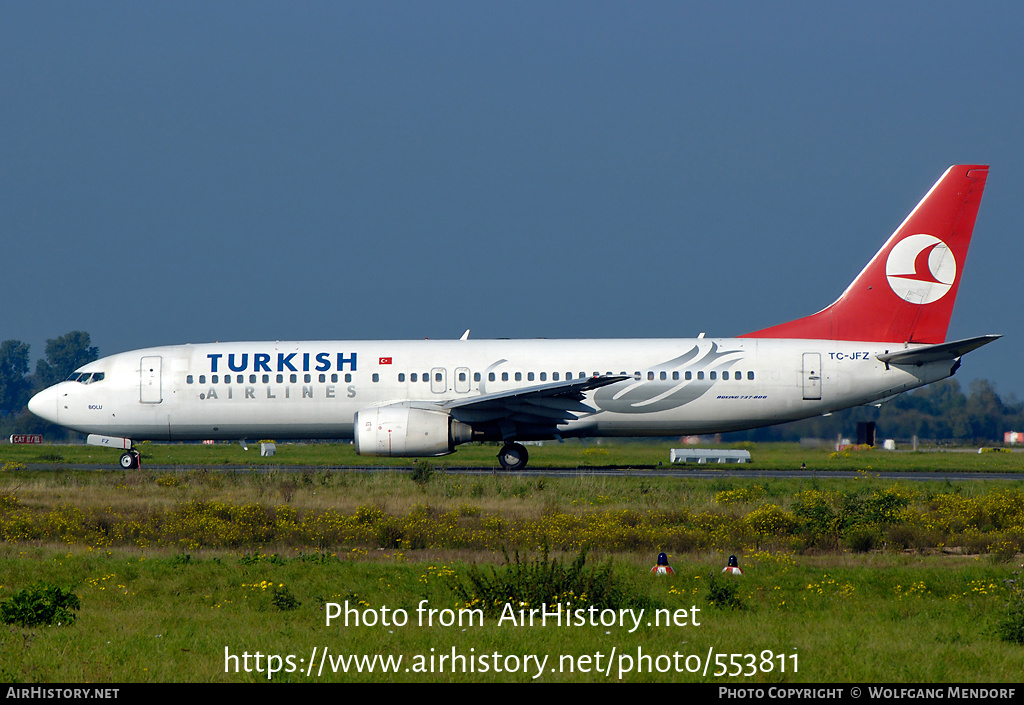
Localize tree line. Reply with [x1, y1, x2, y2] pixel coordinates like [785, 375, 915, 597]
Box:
[0, 331, 98, 438]
[0, 332, 1019, 444]
[731, 377, 1023, 445]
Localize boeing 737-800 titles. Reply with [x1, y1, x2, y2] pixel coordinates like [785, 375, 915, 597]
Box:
[28, 165, 998, 470]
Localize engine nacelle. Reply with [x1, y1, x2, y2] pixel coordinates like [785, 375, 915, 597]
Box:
[354, 405, 473, 457]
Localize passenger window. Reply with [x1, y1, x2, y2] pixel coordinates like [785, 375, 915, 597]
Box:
[410, 373, 417, 382]
[502, 372, 509, 382]
[290, 374, 297, 383]
[660, 371, 667, 381]
[697, 371, 704, 380]
[277, 374, 284, 383]
[237, 375, 244, 384]
[685, 371, 692, 380]
[399, 373, 406, 382]
[648, 372, 654, 381]
[710, 371, 717, 380]
[515, 372, 522, 381]
[527, 372, 534, 381]
[319, 374, 326, 383]
[672, 371, 679, 380]
[263, 374, 270, 383]
[747, 371, 755, 380]
[304, 374, 311, 383]
[435, 373, 442, 382]
[539, 372, 546, 381]
[488, 373, 495, 382]
[474, 373, 481, 382]
[553, 372, 560, 381]
[187, 375, 194, 384]
[212, 375, 219, 384]
[345, 374, 352, 383]
[459, 372, 466, 382]
[372, 373, 379, 383]
[723, 371, 729, 380]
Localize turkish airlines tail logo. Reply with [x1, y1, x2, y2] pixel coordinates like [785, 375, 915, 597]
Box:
[885, 234, 956, 305]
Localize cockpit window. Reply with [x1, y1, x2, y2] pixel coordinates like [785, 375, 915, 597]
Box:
[66, 372, 105, 384]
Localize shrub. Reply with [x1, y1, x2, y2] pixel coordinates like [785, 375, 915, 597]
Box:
[996, 594, 1024, 645]
[744, 503, 799, 537]
[845, 527, 882, 553]
[272, 585, 301, 611]
[411, 461, 433, 487]
[706, 572, 744, 610]
[446, 546, 655, 617]
[0, 583, 81, 627]
[995, 571, 1024, 645]
[375, 519, 405, 549]
[792, 489, 842, 546]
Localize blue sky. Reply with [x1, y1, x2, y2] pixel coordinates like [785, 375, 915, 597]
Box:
[3, 2, 1021, 397]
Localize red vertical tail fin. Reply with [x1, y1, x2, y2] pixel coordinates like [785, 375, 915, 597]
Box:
[741, 165, 989, 344]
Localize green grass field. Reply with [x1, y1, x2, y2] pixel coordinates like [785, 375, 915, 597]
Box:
[0, 546, 1020, 683]
[0, 441, 1022, 683]
[4, 438, 1024, 473]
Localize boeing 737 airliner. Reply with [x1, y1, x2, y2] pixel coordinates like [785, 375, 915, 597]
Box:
[28, 165, 998, 470]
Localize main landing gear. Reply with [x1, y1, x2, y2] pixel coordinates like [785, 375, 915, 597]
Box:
[497, 442, 528, 471]
[119, 450, 141, 469]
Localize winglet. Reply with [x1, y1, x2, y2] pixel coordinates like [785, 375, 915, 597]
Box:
[742, 165, 989, 344]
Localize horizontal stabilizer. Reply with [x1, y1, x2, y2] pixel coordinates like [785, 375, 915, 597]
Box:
[875, 334, 1001, 366]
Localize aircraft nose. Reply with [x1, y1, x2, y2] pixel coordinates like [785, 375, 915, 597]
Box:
[27, 386, 59, 424]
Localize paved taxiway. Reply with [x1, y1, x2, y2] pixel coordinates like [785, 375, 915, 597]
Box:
[24, 464, 1024, 481]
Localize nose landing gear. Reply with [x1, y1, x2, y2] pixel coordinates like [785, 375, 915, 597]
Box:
[119, 450, 141, 469]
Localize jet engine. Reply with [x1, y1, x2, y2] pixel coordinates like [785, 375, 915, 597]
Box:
[354, 405, 473, 457]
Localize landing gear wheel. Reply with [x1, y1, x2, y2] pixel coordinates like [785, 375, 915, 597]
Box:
[119, 451, 140, 470]
[497, 442, 529, 471]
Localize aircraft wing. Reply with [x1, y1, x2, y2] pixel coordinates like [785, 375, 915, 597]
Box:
[875, 334, 1001, 366]
[440, 375, 630, 426]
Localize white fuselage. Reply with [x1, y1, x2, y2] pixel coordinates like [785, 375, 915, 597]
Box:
[30, 337, 952, 443]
